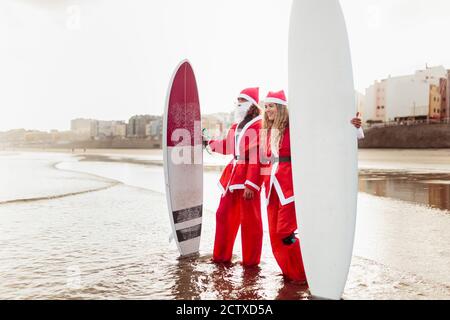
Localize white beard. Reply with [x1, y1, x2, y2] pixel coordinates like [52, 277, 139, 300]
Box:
[234, 102, 252, 123]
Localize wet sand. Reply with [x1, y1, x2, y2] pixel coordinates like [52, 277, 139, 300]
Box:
[360, 171, 450, 211]
[0, 150, 449, 300]
[1, 182, 449, 300]
[359, 149, 450, 173]
[64, 149, 450, 211]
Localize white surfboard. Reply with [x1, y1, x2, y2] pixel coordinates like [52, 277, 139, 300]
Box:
[289, 0, 358, 299]
[163, 60, 203, 257]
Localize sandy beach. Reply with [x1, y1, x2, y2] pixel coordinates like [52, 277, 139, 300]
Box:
[0, 149, 449, 300]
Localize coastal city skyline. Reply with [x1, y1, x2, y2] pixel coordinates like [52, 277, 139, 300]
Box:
[0, 112, 234, 149]
[1, 64, 449, 136]
[0, 112, 232, 135]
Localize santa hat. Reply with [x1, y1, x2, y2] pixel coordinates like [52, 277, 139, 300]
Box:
[238, 87, 259, 106]
[265, 90, 287, 106]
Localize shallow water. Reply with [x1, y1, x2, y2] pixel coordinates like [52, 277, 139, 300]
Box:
[0, 153, 114, 203]
[360, 171, 450, 211]
[0, 151, 449, 300]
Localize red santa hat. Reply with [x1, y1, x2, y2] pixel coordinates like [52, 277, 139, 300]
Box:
[265, 90, 287, 106]
[238, 87, 259, 106]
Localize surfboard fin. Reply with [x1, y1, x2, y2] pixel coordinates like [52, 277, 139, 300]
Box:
[169, 233, 174, 243]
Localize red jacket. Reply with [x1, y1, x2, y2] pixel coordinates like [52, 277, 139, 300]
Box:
[262, 126, 295, 206]
[209, 116, 262, 195]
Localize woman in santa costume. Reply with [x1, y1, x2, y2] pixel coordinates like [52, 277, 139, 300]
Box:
[261, 90, 363, 282]
[203, 87, 264, 267]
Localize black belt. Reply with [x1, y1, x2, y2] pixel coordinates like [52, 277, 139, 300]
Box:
[234, 156, 249, 161]
[261, 156, 292, 163]
[272, 156, 291, 163]
[235, 156, 291, 163]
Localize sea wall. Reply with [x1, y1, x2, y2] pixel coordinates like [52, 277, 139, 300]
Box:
[359, 124, 450, 149]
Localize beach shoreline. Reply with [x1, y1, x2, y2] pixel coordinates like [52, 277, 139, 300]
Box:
[1, 151, 449, 300]
[4, 147, 450, 173]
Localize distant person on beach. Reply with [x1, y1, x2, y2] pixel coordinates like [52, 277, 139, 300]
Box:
[260, 90, 363, 283]
[203, 87, 264, 267]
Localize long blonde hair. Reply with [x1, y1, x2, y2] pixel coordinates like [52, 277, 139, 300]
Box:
[261, 104, 289, 155]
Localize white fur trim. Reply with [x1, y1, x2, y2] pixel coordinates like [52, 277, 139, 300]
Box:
[245, 180, 261, 192]
[223, 117, 262, 196]
[267, 162, 279, 201]
[222, 158, 238, 195]
[273, 177, 295, 206]
[235, 116, 263, 157]
[261, 185, 269, 207]
[218, 181, 226, 195]
[238, 94, 258, 107]
[229, 184, 246, 191]
[264, 97, 287, 106]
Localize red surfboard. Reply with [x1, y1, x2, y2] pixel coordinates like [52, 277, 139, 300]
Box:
[163, 60, 203, 257]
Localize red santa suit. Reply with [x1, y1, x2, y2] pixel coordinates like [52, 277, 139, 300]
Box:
[262, 90, 306, 282]
[208, 87, 263, 267]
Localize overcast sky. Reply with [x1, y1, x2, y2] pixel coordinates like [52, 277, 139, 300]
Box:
[1, 0, 450, 131]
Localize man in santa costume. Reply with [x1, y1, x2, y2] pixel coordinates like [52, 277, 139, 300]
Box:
[203, 87, 263, 267]
[261, 90, 363, 282]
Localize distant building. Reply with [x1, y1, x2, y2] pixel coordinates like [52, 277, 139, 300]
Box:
[71, 119, 91, 132]
[429, 85, 442, 120]
[127, 115, 157, 138]
[50, 130, 76, 144]
[146, 118, 163, 138]
[202, 113, 233, 137]
[446, 71, 450, 123]
[364, 81, 386, 123]
[439, 78, 447, 121]
[71, 118, 97, 139]
[364, 66, 448, 123]
[24, 130, 52, 144]
[144, 118, 163, 148]
[0, 129, 26, 145]
[355, 91, 365, 118]
[94, 121, 111, 138]
[92, 121, 124, 139]
[112, 121, 127, 138]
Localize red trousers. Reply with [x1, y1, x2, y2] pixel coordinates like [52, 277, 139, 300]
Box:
[213, 190, 263, 267]
[267, 191, 306, 282]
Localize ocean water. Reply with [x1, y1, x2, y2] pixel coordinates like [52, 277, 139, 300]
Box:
[0, 152, 114, 204]
[0, 150, 449, 300]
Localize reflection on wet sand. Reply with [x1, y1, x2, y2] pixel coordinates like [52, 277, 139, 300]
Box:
[209, 262, 309, 300]
[359, 171, 450, 211]
[170, 255, 310, 300]
[171, 254, 204, 300]
[211, 263, 246, 300]
[275, 280, 310, 300]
